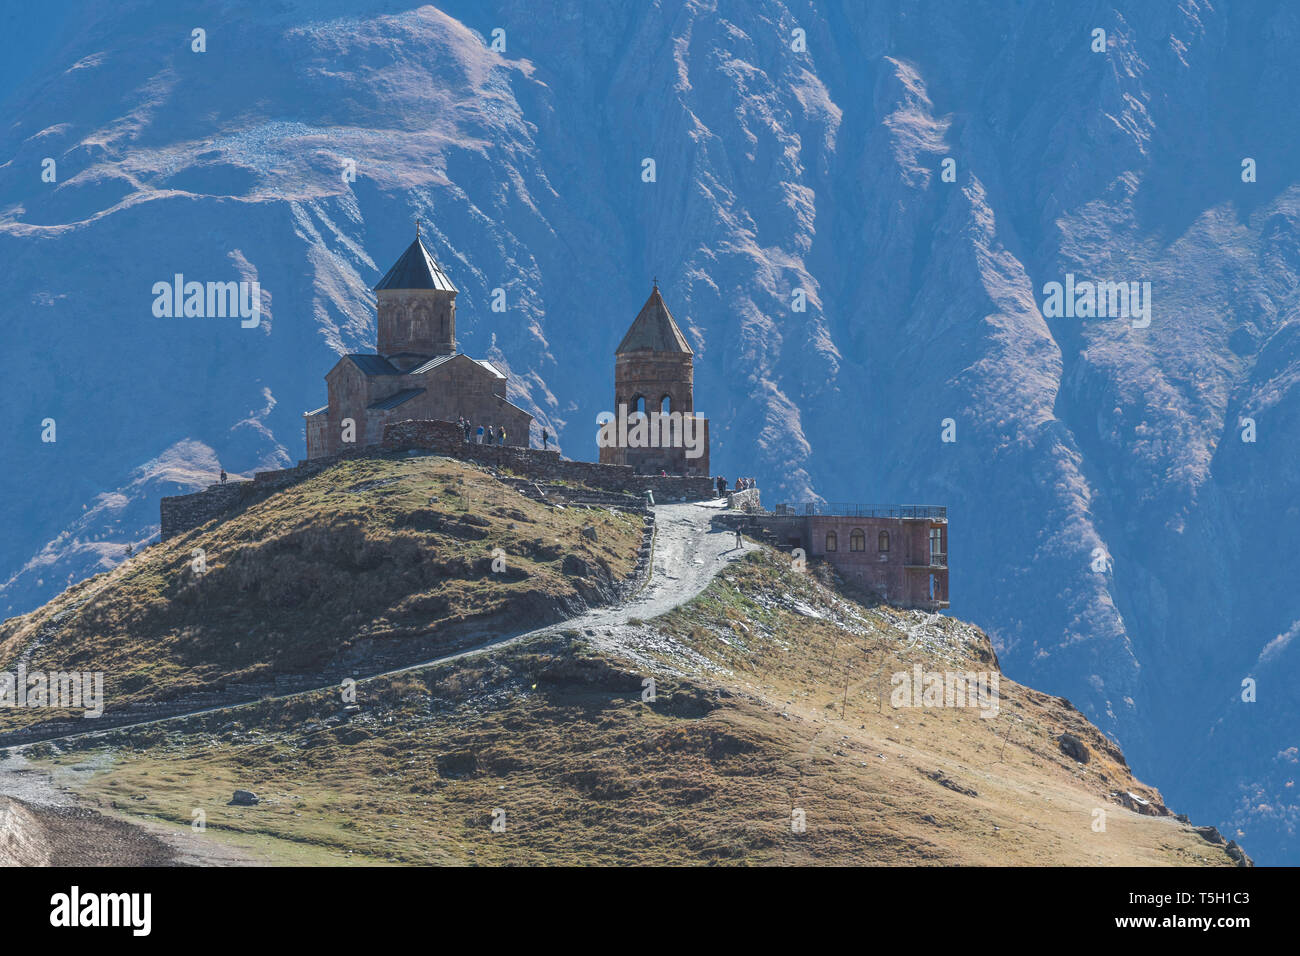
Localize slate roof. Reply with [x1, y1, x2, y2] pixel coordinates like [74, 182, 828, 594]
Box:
[344, 354, 401, 376]
[368, 388, 426, 411]
[407, 354, 505, 378]
[616, 286, 692, 354]
[373, 236, 458, 292]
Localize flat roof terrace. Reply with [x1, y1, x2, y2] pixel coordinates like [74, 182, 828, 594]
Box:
[767, 503, 947, 520]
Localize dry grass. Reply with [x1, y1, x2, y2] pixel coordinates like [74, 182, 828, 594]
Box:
[0, 455, 643, 732]
[27, 552, 1241, 866]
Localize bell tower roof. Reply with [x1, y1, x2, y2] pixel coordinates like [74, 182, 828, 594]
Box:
[616, 284, 692, 354]
[374, 235, 458, 293]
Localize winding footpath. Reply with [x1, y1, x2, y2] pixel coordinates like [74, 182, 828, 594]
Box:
[0, 498, 754, 814]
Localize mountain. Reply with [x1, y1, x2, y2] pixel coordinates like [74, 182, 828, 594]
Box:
[1, 0, 1297, 861]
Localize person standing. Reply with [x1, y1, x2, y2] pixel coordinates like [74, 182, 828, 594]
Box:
[499, 427, 506, 446]
[476, 424, 485, 444]
[542, 428, 550, 451]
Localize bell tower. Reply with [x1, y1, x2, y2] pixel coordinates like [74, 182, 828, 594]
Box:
[374, 229, 457, 371]
[600, 282, 709, 476]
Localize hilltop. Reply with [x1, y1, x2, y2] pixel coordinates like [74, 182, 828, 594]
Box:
[0, 454, 646, 739]
[1, 461, 1248, 865]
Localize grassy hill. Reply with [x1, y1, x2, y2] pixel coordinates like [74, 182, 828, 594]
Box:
[0, 455, 645, 735]
[14, 541, 1248, 865]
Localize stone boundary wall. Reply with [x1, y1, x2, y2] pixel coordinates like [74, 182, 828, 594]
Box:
[382, 419, 715, 500]
[160, 418, 714, 540]
[727, 488, 762, 512]
[159, 443, 382, 540]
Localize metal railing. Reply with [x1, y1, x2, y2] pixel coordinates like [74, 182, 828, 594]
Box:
[770, 502, 947, 519]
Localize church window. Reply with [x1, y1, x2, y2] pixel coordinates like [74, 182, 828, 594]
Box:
[849, 529, 865, 552]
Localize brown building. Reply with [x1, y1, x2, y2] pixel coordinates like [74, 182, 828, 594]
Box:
[305, 232, 532, 458]
[598, 284, 709, 476]
[754, 505, 948, 610]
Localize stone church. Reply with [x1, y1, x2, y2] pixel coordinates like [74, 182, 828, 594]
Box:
[304, 232, 533, 459]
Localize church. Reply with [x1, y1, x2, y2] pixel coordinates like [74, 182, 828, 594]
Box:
[304, 231, 534, 459]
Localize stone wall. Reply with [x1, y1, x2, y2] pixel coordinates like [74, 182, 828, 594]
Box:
[727, 488, 762, 512]
[159, 482, 252, 540]
[382, 419, 716, 500]
[161, 418, 715, 540]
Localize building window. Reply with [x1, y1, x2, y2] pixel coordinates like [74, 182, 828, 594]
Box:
[632, 395, 646, 415]
[826, 531, 837, 552]
[660, 394, 672, 414]
[849, 529, 865, 552]
[878, 531, 890, 553]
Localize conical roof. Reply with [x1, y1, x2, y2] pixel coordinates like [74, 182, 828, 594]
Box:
[616, 286, 692, 354]
[374, 235, 458, 292]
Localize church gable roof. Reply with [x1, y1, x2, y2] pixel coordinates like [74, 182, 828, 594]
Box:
[616, 286, 692, 354]
[407, 353, 506, 379]
[368, 387, 426, 410]
[373, 235, 458, 293]
[343, 354, 401, 376]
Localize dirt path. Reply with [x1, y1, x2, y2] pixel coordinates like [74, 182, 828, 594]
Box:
[0, 498, 751, 863]
[2, 498, 748, 754]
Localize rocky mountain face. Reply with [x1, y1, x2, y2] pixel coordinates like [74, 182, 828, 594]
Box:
[1, 0, 1297, 861]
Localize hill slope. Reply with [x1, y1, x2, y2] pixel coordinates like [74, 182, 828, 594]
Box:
[0, 453, 645, 738]
[12, 533, 1247, 865]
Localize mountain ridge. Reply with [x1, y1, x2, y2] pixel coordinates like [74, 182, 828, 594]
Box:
[1, 0, 1297, 862]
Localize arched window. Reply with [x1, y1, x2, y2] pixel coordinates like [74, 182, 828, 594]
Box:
[660, 394, 672, 414]
[825, 531, 837, 552]
[631, 395, 647, 420]
[849, 529, 865, 552]
[878, 531, 890, 553]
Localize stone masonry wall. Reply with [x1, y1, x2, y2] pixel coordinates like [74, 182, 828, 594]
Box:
[160, 418, 715, 540]
[381, 419, 715, 499]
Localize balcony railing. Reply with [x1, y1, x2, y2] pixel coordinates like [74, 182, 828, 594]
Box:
[770, 502, 947, 520]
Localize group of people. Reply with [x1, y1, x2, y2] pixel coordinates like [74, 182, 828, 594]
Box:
[458, 417, 509, 446]
[714, 475, 758, 497]
[457, 417, 554, 450]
